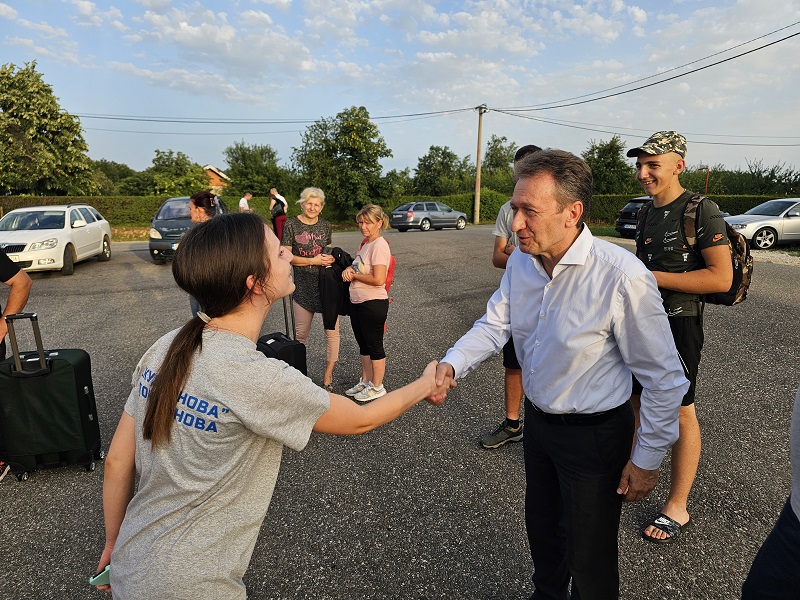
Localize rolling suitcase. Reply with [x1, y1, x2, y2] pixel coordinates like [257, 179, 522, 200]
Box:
[0, 313, 103, 481]
[256, 296, 307, 375]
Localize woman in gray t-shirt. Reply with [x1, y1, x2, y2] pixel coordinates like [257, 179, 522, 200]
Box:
[280, 187, 339, 390]
[95, 213, 443, 599]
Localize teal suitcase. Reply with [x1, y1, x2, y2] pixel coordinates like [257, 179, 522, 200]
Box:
[0, 313, 103, 481]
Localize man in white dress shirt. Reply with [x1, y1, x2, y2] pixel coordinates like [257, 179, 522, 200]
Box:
[429, 149, 689, 600]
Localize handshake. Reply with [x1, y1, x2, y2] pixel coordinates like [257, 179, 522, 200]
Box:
[420, 361, 457, 405]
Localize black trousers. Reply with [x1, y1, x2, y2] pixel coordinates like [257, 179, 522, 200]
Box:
[742, 498, 800, 600]
[524, 399, 634, 600]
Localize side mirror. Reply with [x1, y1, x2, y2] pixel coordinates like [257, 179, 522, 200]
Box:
[72, 219, 87, 228]
[786, 210, 800, 218]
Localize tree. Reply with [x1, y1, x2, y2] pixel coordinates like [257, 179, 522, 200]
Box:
[149, 150, 209, 196]
[581, 135, 638, 194]
[379, 168, 414, 199]
[0, 62, 97, 195]
[223, 140, 291, 198]
[292, 106, 392, 218]
[483, 134, 516, 174]
[91, 159, 136, 195]
[481, 134, 517, 195]
[413, 145, 472, 196]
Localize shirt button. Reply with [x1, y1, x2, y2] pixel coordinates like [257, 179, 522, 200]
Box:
[540, 313, 545, 318]
[536, 342, 541, 347]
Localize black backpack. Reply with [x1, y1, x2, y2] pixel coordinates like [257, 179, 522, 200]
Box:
[636, 194, 753, 306]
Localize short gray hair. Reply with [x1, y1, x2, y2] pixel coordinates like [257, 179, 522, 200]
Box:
[298, 187, 326, 206]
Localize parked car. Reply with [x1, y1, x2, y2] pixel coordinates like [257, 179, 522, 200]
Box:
[149, 196, 229, 264]
[0, 204, 112, 275]
[390, 201, 468, 232]
[724, 198, 800, 250]
[615, 196, 650, 238]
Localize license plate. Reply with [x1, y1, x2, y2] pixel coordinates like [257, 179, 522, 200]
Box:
[171, 243, 179, 250]
[623, 224, 636, 230]
[8, 255, 19, 262]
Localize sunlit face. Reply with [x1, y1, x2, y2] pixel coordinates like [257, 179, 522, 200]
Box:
[510, 173, 582, 260]
[264, 226, 294, 301]
[357, 216, 382, 240]
[301, 196, 324, 219]
[635, 152, 684, 198]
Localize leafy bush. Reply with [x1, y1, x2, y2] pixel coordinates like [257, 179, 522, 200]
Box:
[1, 193, 775, 230]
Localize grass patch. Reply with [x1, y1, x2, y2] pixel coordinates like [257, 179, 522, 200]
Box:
[112, 227, 150, 241]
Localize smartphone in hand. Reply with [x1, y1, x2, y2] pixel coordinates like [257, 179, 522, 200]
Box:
[89, 565, 110, 586]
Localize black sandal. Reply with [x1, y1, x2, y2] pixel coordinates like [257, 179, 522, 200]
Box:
[641, 513, 691, 544]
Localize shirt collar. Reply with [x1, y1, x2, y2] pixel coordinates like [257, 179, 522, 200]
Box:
[528, 224, 593, 276]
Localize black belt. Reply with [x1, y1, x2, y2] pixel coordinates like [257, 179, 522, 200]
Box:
[527, 399, 630, 426]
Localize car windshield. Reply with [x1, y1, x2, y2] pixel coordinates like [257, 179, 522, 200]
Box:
[156, 199, 191, 220]
[394, 203, 412, 212]
[744, 200, 798, 216]
[0, 210, 65, 231]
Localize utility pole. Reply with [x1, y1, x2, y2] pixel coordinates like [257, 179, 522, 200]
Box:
[473, 104, 487, 225]
[697, 165, 710, 195]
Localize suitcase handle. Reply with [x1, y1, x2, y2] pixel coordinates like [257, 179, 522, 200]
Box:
[4, 312, 51, 377]
[283, 296, 297, 340]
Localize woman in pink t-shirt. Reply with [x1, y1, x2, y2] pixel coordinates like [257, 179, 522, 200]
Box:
[342, 205, 392, 402]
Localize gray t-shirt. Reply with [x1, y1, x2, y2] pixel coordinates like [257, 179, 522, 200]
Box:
[110, 329, 330, 600]
[492, 200, 518, 248]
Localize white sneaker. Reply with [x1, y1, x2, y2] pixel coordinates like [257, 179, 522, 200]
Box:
[354, 384, 387, 402]
[345, 380, 370, 397]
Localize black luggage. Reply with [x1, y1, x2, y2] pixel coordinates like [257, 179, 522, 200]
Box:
[256, 296, 307, 375]
[0, 313, 103, 481]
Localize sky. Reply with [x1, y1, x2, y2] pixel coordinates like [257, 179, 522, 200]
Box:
[2, 0, 800, 179]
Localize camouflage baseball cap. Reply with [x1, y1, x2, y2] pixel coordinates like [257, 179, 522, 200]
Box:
[626, 131, 687, 158]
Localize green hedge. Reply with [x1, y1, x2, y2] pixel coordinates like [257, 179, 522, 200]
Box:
[0, 193, 778, 228]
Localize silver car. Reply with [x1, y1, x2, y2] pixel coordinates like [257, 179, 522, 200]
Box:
[724, 198, 800, 249]
[390, 201, 468, 232]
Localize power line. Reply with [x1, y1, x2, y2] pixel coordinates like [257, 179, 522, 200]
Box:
[492, 29, 800, 112]
[492, 109, 800, 147]
[495, 21, 800, 111]
[76, 107, 473, 125]
[84, 127, 303, 135]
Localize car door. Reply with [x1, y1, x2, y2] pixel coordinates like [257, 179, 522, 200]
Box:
[78, 207, 104, 256]
[436, 203, 456, 227]
[424, 203, 441, 227]
[781, 201, 800, 242]
[69, 208, 94, 259]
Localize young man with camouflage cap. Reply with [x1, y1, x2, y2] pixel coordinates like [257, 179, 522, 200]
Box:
[627, 131, 733, 543]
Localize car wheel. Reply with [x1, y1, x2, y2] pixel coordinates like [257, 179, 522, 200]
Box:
[152, 255, 166, 265]
[98, 236, 111, 262]
[752, 227, 777, 249]
[397, 228, 408, 232]
[455, 217, 467, 230]
[619, 231, 636, 239]
[61, 245, 75, 276]
[420, 218, 431, 232]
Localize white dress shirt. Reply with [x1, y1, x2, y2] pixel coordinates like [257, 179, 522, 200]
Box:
[442, 226, 689, 470]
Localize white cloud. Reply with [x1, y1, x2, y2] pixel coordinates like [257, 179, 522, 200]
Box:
[240, 10, 273, 27]
[6, 36, 80, 64]
[252, 0, 292, 8]
[110, 61, 260, 103]
[628, 6, 647, 24]
[0, 2, 17, 19]
[17, 19, 69, 38]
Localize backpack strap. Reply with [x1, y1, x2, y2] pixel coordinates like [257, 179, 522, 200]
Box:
[680, 194, 705, 258]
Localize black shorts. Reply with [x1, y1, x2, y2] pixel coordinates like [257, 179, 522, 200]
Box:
[503, 336, 521, 370]
[631, 314, 704, 406]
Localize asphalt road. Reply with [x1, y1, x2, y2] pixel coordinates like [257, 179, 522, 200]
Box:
[0, 226, 798, 600]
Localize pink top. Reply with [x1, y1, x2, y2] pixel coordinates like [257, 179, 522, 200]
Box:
[349, 237, 391, 304]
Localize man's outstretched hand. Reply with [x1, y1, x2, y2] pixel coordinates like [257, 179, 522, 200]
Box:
[427, 362, 456, 405]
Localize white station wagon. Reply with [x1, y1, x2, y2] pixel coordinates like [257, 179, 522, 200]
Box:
[0, 204, 112, 275]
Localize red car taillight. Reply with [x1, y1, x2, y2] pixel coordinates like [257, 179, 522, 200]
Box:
[406, 211, 413, 219]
